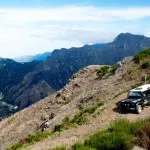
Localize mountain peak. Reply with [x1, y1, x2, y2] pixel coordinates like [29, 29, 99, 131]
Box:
[115, 32, 145, 40]
[112, 33, 146, 46]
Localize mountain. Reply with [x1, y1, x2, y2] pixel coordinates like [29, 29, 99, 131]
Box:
[0, 49, 149, 150]
[0, 59, 40, 118]
[14, 52, 52, 62]
[1, 33, 150, 118]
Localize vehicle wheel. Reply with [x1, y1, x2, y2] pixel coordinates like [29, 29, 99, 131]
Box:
[136, 105, 142, 114]
[119, 106, 126, 113]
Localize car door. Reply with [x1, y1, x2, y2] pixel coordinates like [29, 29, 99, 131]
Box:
[144, 89, 150, 103]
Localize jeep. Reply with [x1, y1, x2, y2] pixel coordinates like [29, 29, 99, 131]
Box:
[119, 84, 150, 114]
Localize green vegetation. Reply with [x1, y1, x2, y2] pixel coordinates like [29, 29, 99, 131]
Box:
[134, 48, 150, 63]
[96, 64, 118, 79]
[54, 124, 64, 132]
[52, 146, 66, 150]
[7, 131, 52, 150]
[83, 102, 104, 114]
[110, 64, 117, 75]
[70, 112, 88, 126]
[54, 102, 104, 132]
[141, 61, 150, 69]
[137, 123, 150, 149]
[141, 75, 150, 82]
[9, 101, 104, 150]
[7, 143, 24, 150]
[72, 143, 96, 150]
[71, 119, 150, 150]
[96, 66, 110, 79]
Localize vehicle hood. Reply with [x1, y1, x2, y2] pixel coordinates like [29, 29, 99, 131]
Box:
[121, 98, 142, 103]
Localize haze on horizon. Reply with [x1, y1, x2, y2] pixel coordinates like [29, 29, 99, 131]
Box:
[0, 0, 150, 58]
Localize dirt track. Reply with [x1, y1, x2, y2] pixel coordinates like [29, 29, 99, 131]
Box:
[24, 93, 150, 150]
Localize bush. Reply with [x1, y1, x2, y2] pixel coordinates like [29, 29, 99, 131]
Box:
[72, 119, 150, 150]
[70, 112, 88, 125]
[134, 48, 150, 63]
[26, 131, 51, 143]
[54, 124, 64, 132]
[7, 131, 52, 150]
[53, 146, 66, 150]
[137, 123, 150, 149]
[141, 61, 150, 69]
[7, 143, 24, 150]
[110, 64, 117, 74]
[96, 66, 110, 79]
[72, 143, 96, 150]
[84, 102, 104, 114]
[85, 130, 133, 150]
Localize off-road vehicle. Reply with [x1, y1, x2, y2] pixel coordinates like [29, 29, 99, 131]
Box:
[119, 84, 150, 114]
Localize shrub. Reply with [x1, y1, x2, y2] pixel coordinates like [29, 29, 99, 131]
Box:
[84, 102, 104, 114]
[85, 130, 133, 150]
[7, 131, 52, 150]
[7, 143, 24, 150]
[96, 66, 110, 79]
[134, 48, 150, 63]
[52, 146, 66, 150]
[54, 124, 64, 132]
[72, 143, 96, 150]
[110, 64, 117, 74]
[141, 61, 150, 69]
[26, 131, 51, 143]
[72, 119, 150, 150]
[70, 112, 88, 125]
[137, 123, 150, 149]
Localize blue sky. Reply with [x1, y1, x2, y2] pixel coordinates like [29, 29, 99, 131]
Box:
[0, 0, 150, 8]
[0, 0, 150, 58]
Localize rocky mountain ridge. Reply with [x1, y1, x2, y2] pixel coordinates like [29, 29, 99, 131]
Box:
[1, 33, 150, 118]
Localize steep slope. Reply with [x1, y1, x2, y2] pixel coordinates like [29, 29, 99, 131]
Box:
[0, 59, 40, 118]
[0, 50, 150, 150]
[3, 33, 150, 112]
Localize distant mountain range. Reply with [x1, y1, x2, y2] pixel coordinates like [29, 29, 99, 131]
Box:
[14, 52, 52, 62]
[1, 33, 150, 118]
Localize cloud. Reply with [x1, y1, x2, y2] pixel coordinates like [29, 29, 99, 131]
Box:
[0, 6, 150, 22]
[0, 6, 150, 57]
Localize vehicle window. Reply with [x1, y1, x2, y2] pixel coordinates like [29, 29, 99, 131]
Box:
[144, 89, 150, 96]
[128, 92, 142, 99]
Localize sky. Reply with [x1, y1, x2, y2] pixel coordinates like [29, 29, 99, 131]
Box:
[0, 0, 150, 58]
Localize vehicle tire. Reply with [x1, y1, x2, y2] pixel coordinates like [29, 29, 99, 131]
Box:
[136, 105, 142, 114]
[119, 106, 126, 113]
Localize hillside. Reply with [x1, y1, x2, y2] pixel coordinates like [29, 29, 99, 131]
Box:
[0, 59, 40, 118]
[2, 33, 150, 117]
[0, 49, 150, 150]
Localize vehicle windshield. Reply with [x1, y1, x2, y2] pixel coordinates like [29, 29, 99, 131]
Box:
[128, 91, 142, 99]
